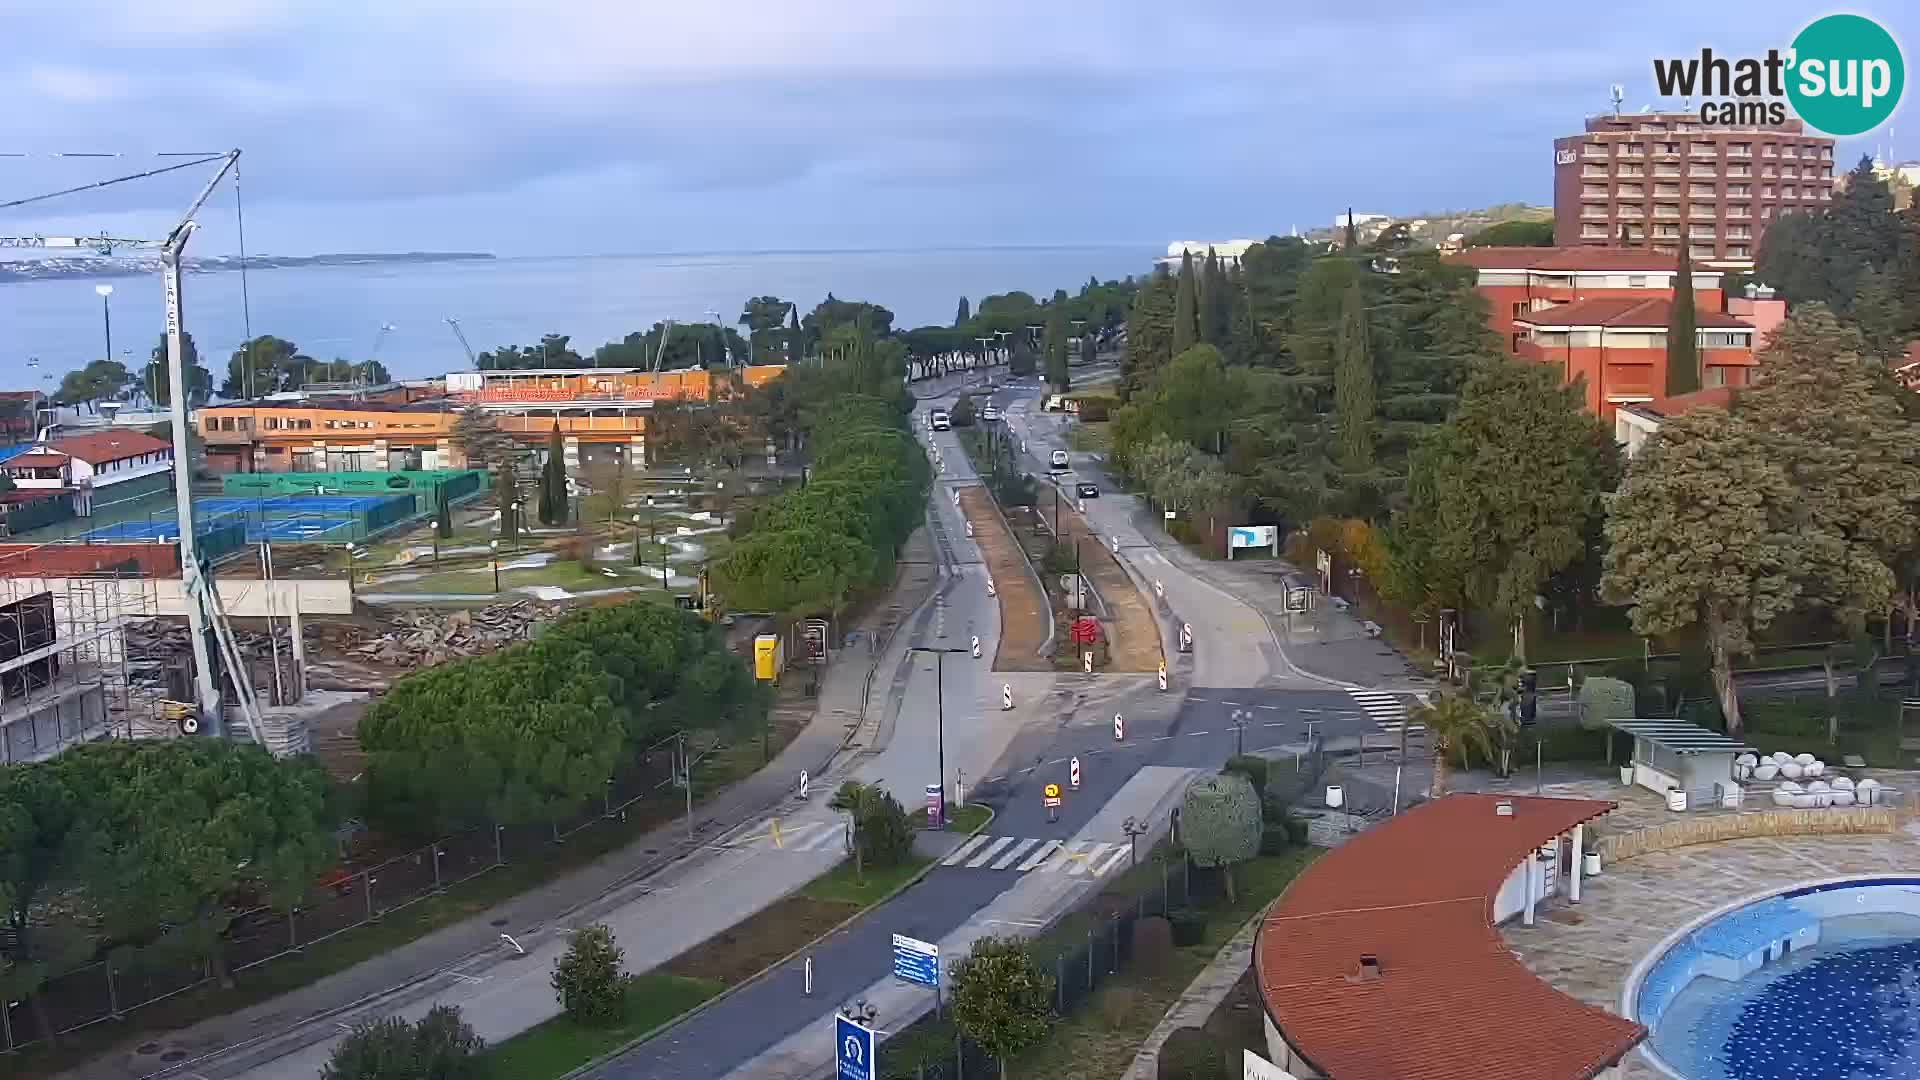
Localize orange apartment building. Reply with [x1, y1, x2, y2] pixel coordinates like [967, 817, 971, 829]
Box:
[198, 365, 786, 475]
[1446, 246, 1784, 419]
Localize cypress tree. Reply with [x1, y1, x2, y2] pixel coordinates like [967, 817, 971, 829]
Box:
[1666, 245, 1700, 397]
[495, 464, 519, 545]
[1080, 330, 1097, 368]
[1200, 248, 1230, 345]
[1172, 250, 1199, 354]
[786, 306, 803, 365]
[1045, 289, 1071, 391]
[955, 297, 970, 326]
[540, 424, 567, 525]
[1333, 282, 1375, 472]
[1344, 207, 1359, 251]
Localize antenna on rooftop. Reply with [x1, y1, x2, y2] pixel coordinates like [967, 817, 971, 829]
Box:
[1609, 84, 1625, 117]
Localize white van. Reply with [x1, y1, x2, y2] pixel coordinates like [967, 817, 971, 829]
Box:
[1049, 449, 1070, 472]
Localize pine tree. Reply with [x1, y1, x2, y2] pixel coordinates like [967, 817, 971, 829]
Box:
[1666, 245, 1700, 398]
[1333, 282, 1375, 472]
[955, 297, 970, 326]
[1172, 250, 1199, 354]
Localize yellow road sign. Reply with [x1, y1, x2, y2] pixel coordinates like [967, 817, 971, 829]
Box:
[1043, 783, 1061, 800]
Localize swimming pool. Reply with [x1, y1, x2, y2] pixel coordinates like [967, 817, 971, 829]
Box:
[1625, 877, 1920, 1079]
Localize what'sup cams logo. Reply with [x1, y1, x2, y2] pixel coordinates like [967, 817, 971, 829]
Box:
[1652, 14, 1904, 136]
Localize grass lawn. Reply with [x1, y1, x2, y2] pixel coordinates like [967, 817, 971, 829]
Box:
[907, 803, 992, 834]
[484, 973, 723, 1078]
[881, 849, 1315, 1080]
[797, 854, 935, 906]
[1065, 422, 1111, 454]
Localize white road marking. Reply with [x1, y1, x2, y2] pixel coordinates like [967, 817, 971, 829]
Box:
[966, 837, 1017, 868]
[942, 835, 990, 866]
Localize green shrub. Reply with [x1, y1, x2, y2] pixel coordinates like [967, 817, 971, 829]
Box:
[1259, 824, 1292, 855]
[321, 1005, 485, 1080]
[1221, 754, 1270, 793]
[1577, 676, 1637, 731]
[1131, 916, 1174, 977]
[1282, 816, 1310, 846]
[551, 924, 626, 1026]
[1180, 773, 1261, 903]
[1167, 908, 1208, 947]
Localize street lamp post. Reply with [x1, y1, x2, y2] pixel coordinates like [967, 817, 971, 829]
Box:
[631, 513, 643, 567]
[510, 500, 524, 553]
[489, 539, 501, 593]
[1230, 708, 1250, 757]
[909, 645, 972, 828]
[94, 284, 114, 370]
[1121, 816, 1150, 870]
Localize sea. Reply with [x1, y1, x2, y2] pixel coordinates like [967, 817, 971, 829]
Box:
[0, 246, 1156, 390]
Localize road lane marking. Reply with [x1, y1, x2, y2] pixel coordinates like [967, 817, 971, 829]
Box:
[992, 838, 1040, 869]
[1092, 845, 1132, 876]
[967, 837, 1017, 868]
[1017, 840, 1063, 871]
[942, 835, 990, 866]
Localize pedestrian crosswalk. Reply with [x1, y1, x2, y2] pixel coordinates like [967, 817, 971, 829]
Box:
[938, 835, 1133, 877]
[1347, 688, 1425, 737]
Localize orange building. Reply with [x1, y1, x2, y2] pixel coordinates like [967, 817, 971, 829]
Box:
[198, 364, 787, 475]
[1447, 246, 1727, 354]
[1511, 298, 1759, 418]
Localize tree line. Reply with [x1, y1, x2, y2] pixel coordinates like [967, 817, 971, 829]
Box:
[48, 333, 391, 413]
[1111, 194, 1920, 735]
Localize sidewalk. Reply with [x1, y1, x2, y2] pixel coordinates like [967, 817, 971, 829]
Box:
[68, 528, 944, 1080]
[1126, 508, 1428, 691]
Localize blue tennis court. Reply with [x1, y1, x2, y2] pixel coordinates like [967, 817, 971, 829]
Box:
[193, 495, 404, 515]
[84, 516, 359, 543]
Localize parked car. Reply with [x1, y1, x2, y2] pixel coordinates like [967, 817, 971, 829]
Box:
[1076, 482, 1099, 498]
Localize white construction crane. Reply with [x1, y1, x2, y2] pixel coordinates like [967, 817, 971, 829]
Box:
[1, 152, 268, 746]
[445, 317, 477, 365]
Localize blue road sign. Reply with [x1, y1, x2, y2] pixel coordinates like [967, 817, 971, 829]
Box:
[836, 1013, 875, 1080]
[891, 933, 940, 988]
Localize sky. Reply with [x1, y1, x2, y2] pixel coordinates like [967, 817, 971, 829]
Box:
[2, 0, 1916, 257]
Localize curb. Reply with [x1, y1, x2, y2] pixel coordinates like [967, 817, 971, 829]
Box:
[955, 442, 1057, 658]
[555, 807, 997, 1080]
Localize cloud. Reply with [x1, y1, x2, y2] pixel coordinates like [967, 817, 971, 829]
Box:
[0, 0, 1911, 253]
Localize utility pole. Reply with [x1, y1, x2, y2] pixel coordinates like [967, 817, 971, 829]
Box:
[909, 646, 971, 827]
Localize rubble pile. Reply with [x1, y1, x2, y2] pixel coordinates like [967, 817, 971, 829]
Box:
[346, 600, 566, 666]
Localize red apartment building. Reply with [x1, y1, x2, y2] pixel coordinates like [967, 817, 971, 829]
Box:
[1553, 112, 1833, 266]
[1447, 246, 1784, 420]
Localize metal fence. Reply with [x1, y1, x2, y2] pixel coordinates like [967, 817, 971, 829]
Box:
[2, 735, 697, 1054]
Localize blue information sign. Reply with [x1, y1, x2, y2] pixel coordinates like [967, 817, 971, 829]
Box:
[891, 933, 940, 988]
[836, 1013, 875, 1080]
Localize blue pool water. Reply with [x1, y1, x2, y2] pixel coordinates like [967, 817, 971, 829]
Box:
[1641, 896, 1920, 1079]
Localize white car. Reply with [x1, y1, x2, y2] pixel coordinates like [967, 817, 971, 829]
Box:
[981, 405, 1001, 422]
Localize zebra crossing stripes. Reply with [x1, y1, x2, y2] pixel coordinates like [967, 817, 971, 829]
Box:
[939, 835, 1132, 877]
[1347, 688, 1425, 736]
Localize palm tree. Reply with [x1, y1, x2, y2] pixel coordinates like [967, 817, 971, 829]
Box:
[829, 780, 876, 879]
[1413, 691, 1501, 797]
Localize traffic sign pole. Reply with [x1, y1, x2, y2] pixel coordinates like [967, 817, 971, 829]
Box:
[1070, 756, 1081, 789]
[1113, 713, 1124, 741]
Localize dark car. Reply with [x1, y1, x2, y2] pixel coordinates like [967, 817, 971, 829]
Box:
[1076, 482, 1099, 498]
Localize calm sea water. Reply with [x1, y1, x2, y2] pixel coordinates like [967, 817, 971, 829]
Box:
[0, 246, 1154, 389]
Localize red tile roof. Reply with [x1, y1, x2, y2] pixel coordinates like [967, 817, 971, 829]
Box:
[1256, 793, 1642, 1080]
[1514, 297, 1753, 330]
[1446, 246, 1690, 272]
[1658, 386, 1739, 415]
[44, 430, 171, 464]
[4, 453, 69, 468]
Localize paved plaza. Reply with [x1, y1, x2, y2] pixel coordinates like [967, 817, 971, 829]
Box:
[1497, 789, 1920, 1078]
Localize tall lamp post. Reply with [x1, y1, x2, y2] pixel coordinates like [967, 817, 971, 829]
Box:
[1229, 707, 1251, 757]
[630, 513, 644, 567]
[488, 539, 501, 593]
[94, 284, 114, 368]
[908, 645, 973, 828]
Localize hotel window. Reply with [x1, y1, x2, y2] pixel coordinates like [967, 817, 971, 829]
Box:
[1699, 331, 1750, 348]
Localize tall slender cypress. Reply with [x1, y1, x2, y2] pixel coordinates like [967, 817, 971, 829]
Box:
[1172, 250, 1199, 354]
[1333, 282, 1375, 472]
[1666, 245, 1700, 397]
[955, 297, 970, 326]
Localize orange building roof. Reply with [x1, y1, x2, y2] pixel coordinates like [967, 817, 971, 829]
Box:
[4, 452, 70, 468]
[1515, 297, 1753, 330]
[1256, 793, 1642, 1080]
[45, 430, 172, 464]
[1448, 246, 1691, 272]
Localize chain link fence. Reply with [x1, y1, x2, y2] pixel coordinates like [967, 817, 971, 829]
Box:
[1, 733, 699, 1054]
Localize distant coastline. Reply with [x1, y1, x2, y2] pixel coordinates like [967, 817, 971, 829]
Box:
[0, 251, 494, 284]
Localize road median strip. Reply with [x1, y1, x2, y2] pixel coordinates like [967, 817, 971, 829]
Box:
[529, 805, 995, 1079]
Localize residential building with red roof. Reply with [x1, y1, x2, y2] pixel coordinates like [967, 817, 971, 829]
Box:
[1613, 386, 1739, 458]
[1512, 298, 1759, 418]
[2, 430, 175, 516]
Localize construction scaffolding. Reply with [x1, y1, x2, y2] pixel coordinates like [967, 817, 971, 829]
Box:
[0, 549, 168, 764]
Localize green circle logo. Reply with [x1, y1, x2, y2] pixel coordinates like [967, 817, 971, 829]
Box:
[1787, 14, 1905, 136]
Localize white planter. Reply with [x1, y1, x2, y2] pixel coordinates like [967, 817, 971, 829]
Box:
[1620, 766, 1634, 786]
[1667, 789, 1688, 812]
[1583, 851, 1602, 877]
